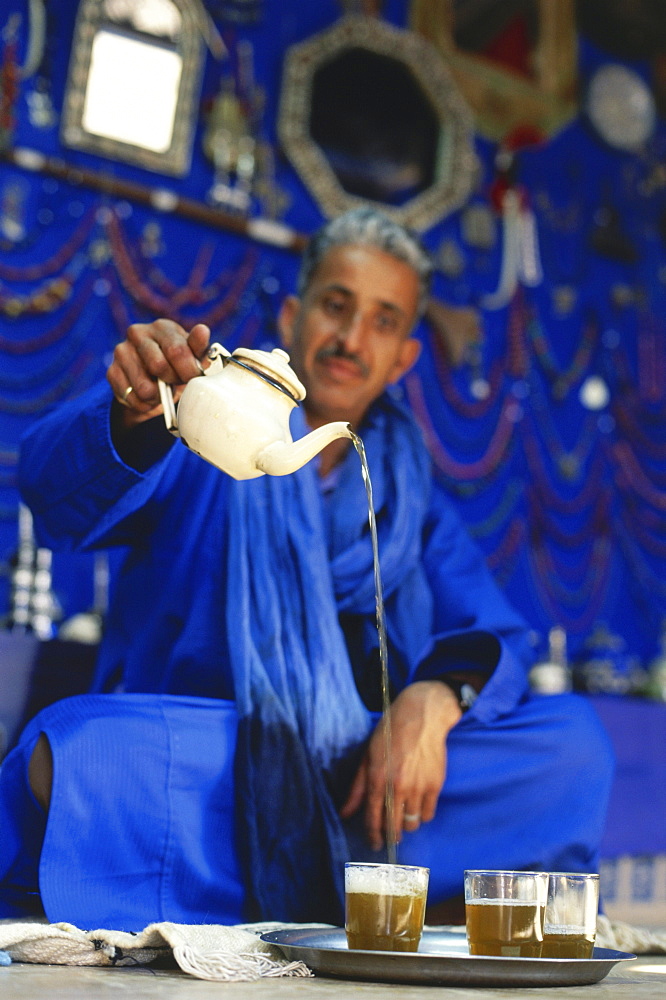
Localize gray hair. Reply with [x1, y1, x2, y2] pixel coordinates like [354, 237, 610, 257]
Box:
[297, 207, 433, 318]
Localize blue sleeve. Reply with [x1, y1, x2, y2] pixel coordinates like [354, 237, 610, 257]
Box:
[413, 480, 533, 721]
[18, 381, 176, 552]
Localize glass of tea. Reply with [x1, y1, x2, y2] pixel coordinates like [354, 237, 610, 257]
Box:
[464, 870, 549, 957]
[344, 861, 430, 952]
[541, 872, 600, 958]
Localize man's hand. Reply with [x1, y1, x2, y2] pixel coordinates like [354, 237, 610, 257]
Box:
[107, 319, 211, 428]
[340, 680, 462, 851]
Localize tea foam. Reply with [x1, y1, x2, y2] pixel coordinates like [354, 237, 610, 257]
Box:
[345, 864, 429, 897]
[467, 897, 543, 905]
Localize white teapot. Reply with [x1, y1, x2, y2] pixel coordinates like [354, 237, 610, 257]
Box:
[158, 343, 352, 480]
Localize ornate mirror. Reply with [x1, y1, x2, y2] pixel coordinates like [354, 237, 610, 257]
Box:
[61, 0, 206, 176]
[278, 16, 477, 232]
[409, 0, 578, 143]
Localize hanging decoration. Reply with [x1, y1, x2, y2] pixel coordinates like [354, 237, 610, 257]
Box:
[435, 238, 466, 279]
[0, 176, 29, 243]
[482, 129, 545, 311]
[204, 77, 257, 212]
[202, 38, 288, 219]
[589, 203, 640, 265]
[5, 504, 58, 638]
[425, 300, 483, 368]
[20, 0, 56, 131]
[461, 202, 497, 252]
[585, 64, 657, 153]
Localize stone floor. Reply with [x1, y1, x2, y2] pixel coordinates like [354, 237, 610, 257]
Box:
[1, 954, 665, 999]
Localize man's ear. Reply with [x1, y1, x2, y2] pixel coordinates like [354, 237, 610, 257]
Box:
[388, 336, 421, 385]
[277, 295, 300, 349]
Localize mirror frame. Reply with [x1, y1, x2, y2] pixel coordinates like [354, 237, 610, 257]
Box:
[61, 0, 204, 177]
[278, 15, 477, 232]
[409, 0, 578, 142]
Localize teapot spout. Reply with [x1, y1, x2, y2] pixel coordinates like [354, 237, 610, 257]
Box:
[256, 422, 353, 477]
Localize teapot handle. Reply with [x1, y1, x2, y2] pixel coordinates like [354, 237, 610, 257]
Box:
[158, 379, 179, 436]
[157, 343, 231, 436]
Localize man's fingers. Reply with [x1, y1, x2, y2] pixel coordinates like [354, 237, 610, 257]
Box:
[364, 764, 388, 851]
[158, 322, 210, 383]
[421, 789, 439, 825]
[108, 342, 162, 410]
[126, 320, 206, 386]
[187, 323, 211, 366]
[339, 761, 367, 819]
[365, 797, 385, 851]
[108, 320, 210, 416]
[401, 800, 423, 834]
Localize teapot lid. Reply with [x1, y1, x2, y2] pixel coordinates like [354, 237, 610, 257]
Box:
[232, 347, 306, 402]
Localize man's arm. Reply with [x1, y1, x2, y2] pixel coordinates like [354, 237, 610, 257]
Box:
[340, 480, 534, 850]
[107, 319, 210, 439]
[18, 320, 210, 550]
[340, 679, 461, 850]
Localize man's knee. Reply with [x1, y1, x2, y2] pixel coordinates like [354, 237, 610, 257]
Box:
[28, 733, 53, 812]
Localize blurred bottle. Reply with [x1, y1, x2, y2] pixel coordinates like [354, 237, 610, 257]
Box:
[571, 622, 646, 695]
[529, 625, 572, 694]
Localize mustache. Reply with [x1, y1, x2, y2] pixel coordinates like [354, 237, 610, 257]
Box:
[315, 343, 370, 377]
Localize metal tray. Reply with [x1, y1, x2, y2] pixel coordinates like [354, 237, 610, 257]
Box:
[260, 927, 636, 988]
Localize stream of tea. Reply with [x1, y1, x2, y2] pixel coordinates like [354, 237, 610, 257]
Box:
[350, 431, 397, 865]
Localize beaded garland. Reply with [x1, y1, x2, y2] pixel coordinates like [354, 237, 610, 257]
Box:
[484, 518, 525, 578]
[0, 206, 97, 282]
[412, 230, 666, 663]
[0, 352, 97, 415]
[405, 371, 518, 484]
[526, 310, 600, 401]
[464, 478, 524, 541]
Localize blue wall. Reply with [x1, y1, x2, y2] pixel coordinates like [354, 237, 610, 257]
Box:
[1, 1, 665, 678]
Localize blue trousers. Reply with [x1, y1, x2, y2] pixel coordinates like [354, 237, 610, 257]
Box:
[0, 691, 614, 930]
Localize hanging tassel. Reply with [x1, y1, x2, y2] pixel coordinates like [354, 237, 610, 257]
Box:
[518, 198, 543, 287]
[482, 187, 521, 309]
[18, 0, 46, 80]
[483, 126, 545, 310]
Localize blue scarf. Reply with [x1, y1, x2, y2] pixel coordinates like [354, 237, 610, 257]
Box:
[227, 393, 432, 922]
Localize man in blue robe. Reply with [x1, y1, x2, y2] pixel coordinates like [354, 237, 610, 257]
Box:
[1, 208, 614, 930]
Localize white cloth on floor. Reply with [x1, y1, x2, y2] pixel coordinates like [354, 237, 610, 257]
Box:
[0, 919, 316, 980]
[595, 914, 666, 954]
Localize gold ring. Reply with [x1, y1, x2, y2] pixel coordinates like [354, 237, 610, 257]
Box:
[116, 385, 133, 408]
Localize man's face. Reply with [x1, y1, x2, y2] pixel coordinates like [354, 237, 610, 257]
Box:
[278, 244, 422, 429]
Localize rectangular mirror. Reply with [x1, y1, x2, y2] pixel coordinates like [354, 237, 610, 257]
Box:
[61, 0, 204, 176]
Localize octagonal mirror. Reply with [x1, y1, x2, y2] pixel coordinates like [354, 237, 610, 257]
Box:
[278, 16, 477, 232]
